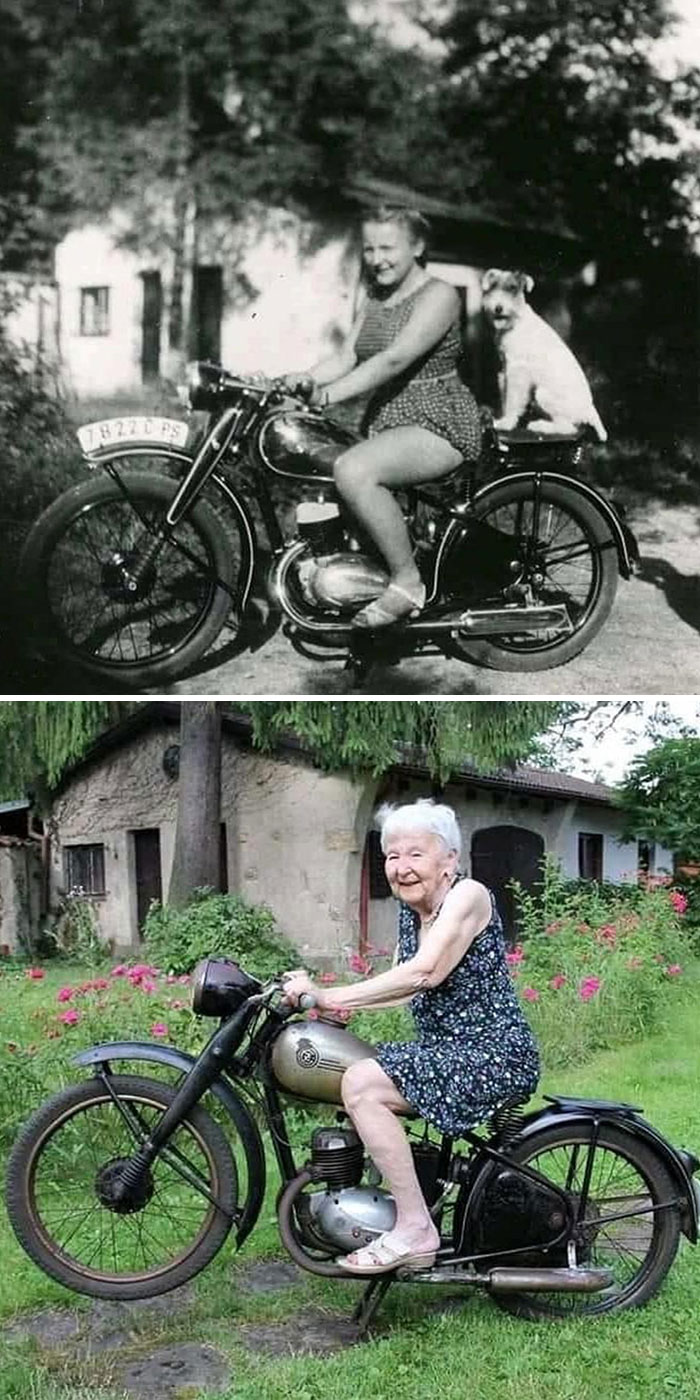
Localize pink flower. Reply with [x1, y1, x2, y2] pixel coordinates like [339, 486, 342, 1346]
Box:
[140, 981, 157, 994]
[666, 964, 683, 977]
[167, 999, 187, 1010]
[110, 964, 128, 977]
[670, 890, 688, 915]
[59, 1009, 80, 1025]
[318, 971, 337, 984]
[626, 956, 644, 971]
[348, 952, 372, 976]
[549, 974, 567, 990]
[576, 923, 591, 935]
[177, 975, 191, 985]
[150, 1022, 169, 1037]
[506, 944, 524, 966]
[545, 921, 564, 935]
[579, 976, 601, 1001]
[522, 987, 539, 1002]
[92, 978, 109, 990]
[595, 923, 618, 948]
[57, 987, 74, 1003]
[26, 967, 45, 980]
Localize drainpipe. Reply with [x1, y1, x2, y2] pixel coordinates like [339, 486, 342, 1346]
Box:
[359, 840, 369, 956]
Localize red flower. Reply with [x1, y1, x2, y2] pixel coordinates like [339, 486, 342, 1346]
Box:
[506, 944, 524, 966]
[579, 976, 601, 1002]
[522, 987, 539, 1002]
[549, 974, 567, 990]
[26, 967, 45, 980]
[666, 964, 683, 977]
[669, 890, 688, 915]
[59, 1009, 80, 1026]
[57, 987, 74, 1003]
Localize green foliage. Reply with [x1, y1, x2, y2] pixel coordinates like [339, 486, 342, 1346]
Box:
[616, 737, 700, 862]
[430, 0, 700, 256]
[42, 894, 111, 966]
[509, 856, 692, 1067]
[0, 701, 129, 803]
[246, 701, 563, 781]
[0, 311, 82, 524]
[143, 890, 297, 978]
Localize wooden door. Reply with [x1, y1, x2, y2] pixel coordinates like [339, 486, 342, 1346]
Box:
[471, 825, 544, 942]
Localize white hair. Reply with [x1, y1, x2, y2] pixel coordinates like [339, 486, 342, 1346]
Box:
[376, 798, 462, 860]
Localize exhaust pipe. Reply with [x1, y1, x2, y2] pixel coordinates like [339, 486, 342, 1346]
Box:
[406, 604, 571, 636]
[488, 1265, 613, 1293]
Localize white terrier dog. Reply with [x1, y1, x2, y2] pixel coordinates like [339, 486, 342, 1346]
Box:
[482, 269, 607, 441]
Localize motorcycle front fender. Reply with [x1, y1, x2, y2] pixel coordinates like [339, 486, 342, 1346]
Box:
[512, 1104, 699, 1243]
[72, 1040, 266, 1247]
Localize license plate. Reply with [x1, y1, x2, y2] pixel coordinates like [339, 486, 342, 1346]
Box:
[77, 416, 190, 455]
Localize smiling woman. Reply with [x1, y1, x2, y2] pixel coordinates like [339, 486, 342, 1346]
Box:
[281, 797, 540, 1275]
[280, 205, 483, 627]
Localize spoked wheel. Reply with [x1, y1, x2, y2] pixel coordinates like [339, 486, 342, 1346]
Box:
[19, 466, 252, 687]
[5, 1075, 237, 1300]
[449, 479, 619, 671]
[492, 1123, 681, 1319]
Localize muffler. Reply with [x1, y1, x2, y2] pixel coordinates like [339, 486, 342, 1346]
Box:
[488, 1265, 613, 1293]
[406, 603, 571, 636]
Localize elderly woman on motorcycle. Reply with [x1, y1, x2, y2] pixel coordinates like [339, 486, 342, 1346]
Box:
[282, 798, 540, 1276]
[282, 206, 482, 628]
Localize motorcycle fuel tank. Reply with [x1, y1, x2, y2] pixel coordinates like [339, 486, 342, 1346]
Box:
[269, 1020, 376, 1103]
[258, 411, 357, 481]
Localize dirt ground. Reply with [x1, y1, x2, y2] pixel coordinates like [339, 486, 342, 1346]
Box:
[160, 501, 700, 698]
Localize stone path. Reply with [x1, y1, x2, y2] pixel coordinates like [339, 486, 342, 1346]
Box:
[1, 1263, 365, 1399]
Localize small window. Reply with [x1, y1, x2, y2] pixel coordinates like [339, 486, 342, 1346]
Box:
[578, 832, 603, 882]
[79, 287, 110, 336]
[366, 829, 391, 899]
[64, 843, 106, 895]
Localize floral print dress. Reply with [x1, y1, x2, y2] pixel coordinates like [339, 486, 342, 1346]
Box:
[375, 884, 540, 1136]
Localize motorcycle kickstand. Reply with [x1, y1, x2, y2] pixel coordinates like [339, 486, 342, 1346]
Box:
[351, 1275, 394, 1337]
[345, 636, 375, 687]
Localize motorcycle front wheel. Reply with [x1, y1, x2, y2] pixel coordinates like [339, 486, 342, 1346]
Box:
[484, 1122, 681, 1319]
[5, 1075, 237, 1300]
[19, 466, 251, 688]
[448, 479, 619, 671]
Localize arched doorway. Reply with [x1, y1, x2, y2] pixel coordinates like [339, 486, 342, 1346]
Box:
[471, 825, 545, 942]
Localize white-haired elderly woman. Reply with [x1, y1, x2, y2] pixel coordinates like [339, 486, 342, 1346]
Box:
[282, 798, 540, 1276]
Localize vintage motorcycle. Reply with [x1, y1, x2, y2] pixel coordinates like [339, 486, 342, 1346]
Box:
[6, 958, 699, 1336]
[18, 361, 638, 688]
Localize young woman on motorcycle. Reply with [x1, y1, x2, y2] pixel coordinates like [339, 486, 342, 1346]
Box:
[281, 798, 540, 1275]
[283, 207, 482, 627]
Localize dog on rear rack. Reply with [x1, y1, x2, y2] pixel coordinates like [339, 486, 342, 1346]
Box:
[482, 268, 607, 441]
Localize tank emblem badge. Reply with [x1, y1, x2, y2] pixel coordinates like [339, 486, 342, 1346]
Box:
[296, 1037, 320, 1069]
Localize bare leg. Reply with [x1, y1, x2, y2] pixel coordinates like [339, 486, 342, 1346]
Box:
[341, 1059, 440, 1258]
[334, 426, 462, 592]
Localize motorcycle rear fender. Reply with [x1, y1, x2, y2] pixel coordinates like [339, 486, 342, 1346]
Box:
[471, 470, 638, 579]
[90, 450, 259, 617]
[511, 1103, 698, 1242]
[72, 1041, 266, 1247]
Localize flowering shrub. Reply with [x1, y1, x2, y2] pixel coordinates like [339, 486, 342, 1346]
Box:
[509, 858, 694, 1068]
[0, 960, 209, 1150]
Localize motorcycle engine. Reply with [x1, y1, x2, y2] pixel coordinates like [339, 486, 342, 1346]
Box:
[305, 1126, 396, 1252]
[294, 501, 389, 611]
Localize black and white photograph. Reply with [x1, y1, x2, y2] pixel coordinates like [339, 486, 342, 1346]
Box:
[1, 0, 699, 694]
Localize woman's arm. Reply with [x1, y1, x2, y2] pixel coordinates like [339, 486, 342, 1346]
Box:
[285, 302, 367, 389]
[282, 879, 490, 1013]
[323, 282, 460, 408]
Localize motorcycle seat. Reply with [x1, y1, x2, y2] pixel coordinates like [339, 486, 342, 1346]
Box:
[544, 1093, 642, 1116]
[497, 429, 591, 448]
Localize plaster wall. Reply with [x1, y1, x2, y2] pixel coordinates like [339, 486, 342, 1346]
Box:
[51, 723, 377, 963]
[54, 227, 146, 396]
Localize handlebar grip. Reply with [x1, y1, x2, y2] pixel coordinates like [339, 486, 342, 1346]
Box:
[298, 992, 317, 1010]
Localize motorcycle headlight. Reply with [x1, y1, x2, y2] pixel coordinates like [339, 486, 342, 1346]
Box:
[191, 957, 262, 1017]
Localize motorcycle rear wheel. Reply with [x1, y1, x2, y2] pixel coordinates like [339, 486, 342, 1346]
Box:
[5, 1075, 237, 1300]
[19, 467, 249, 688]
[448, 479, 619, 671]
[481, 1123, 681, 1319]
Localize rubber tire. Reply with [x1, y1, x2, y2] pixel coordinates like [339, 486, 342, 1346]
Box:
[19, 468, 244, 688]
[448, 478, 619, 671]
[485, 1122, 681, 1319]
[5, 1074, 237, 1301]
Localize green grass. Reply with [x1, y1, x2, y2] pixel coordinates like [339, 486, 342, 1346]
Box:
[1, 968, 699, 1400]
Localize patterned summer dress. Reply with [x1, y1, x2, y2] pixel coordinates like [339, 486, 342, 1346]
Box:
[375, 883, 540, 1136]
[354, 280, 482, 460]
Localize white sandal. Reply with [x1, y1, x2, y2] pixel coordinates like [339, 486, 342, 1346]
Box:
[352, 582, 426, 630]
[336, 1232, 437, 1275]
